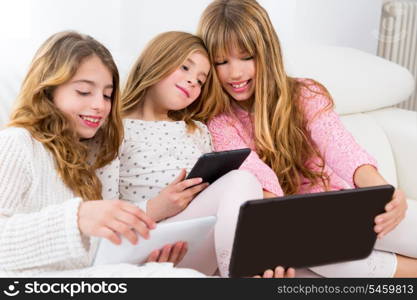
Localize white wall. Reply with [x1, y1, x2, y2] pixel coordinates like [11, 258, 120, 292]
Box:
[0, 0, 384, 58]
[294, 0, 383, 54]
[0, 0, 123, 77]
[118, 0, 212, 74]
[118, 0, 299, 74]
[0, 0, 386, 98]
[0, 0, 302, 82]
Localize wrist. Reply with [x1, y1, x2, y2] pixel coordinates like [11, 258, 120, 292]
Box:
[263, 190, 277, 198]
[146, 198, 163, 222]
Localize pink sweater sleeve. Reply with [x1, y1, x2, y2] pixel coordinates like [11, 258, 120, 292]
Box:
[301, 83, 378, 187]
[208, 114, 283, 196]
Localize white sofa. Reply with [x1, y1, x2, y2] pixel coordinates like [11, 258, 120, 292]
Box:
[1, 44, 415, 201]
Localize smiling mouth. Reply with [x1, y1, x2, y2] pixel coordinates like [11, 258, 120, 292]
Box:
[230, 80, 251, 89]
[79, 115, 102, 128]
[79, 115, 101, 123]
[228, 80, 252, 92]
[175, 85, 190, 98]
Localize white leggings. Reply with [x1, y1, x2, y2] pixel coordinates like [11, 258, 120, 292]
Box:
[163, 170, 263, 277]
[308, 199, 417, 277]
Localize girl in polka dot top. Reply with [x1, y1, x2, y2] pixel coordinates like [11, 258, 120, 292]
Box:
[98, 31, 295, 278]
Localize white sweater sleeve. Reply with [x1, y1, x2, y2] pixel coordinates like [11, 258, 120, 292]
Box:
[0, 131, 89, 272]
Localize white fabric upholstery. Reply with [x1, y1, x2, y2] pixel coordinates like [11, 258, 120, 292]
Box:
[366, 108, 417, 201]
[340, 113, 397, 187]
[284, 44, 415, 115]
[0, 65, 23, 126]
[0, 44, 34, 126]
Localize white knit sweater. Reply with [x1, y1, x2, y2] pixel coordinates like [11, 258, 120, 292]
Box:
[0, 127, 204, 278]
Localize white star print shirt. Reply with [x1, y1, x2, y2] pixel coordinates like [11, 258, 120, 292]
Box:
[98, 119, 213, 212]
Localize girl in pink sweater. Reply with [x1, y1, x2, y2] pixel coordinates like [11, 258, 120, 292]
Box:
[196, 0, 417, 277]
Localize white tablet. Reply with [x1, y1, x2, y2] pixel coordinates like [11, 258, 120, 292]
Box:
[93, 216, 217, 266]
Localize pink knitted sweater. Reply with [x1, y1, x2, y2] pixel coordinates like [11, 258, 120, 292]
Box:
[207, 79, 377, 196]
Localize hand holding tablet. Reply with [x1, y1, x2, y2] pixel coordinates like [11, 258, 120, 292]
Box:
[146, 149, 250, 222]
[93, 216, 216, 266]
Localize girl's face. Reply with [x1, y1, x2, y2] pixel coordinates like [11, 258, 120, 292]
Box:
[53, 55, 113, 139]
[146, 51, 210, 113]
[215, 46, 256, 102]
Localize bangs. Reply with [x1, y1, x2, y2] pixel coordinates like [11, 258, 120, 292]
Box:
[208, 19, 257, 60]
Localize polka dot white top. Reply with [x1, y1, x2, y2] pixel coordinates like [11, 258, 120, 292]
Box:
[98, 119, 213, 211]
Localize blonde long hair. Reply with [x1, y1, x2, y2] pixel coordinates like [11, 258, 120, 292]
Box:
[8, 31, 123, 200]
[122, 31, 211, 131]
[196, 0, 332, 195]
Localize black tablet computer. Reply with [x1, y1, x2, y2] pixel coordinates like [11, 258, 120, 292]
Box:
[186, 148, 251, 184]
[228, 185, 395, 278]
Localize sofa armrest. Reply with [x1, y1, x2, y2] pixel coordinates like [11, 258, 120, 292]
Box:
[366, 108, 417, 200]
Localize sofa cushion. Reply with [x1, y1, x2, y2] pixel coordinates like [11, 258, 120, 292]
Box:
[366, 108, 417, 200]
[340, 113, 397, 186]
[284, 44, 415, 115]
[0, 43, 33, 126]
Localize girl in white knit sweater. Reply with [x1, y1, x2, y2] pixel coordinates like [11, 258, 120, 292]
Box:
[99, 31, 296, 278]
[0, 31, 206, 277]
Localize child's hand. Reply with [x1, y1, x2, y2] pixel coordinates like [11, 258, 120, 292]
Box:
[78, 200, 156, 245]
[252, 266, 295, 278]
[374, 188, 407, 238]
[145, 241, 188, 266]
[146, 169, 209, 222]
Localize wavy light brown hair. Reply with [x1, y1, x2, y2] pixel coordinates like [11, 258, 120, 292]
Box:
[196, 0, 332, 195]
[121, 31, 211, 131]
[8, 31, 123, 200]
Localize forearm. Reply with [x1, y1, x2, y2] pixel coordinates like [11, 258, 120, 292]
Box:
[263, 190, 277, 198]
[353, 164, 388, 188]
[145, 199, 165, 222]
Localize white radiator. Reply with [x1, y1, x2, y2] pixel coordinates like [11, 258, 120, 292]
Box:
[377, 0, 417, 111]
